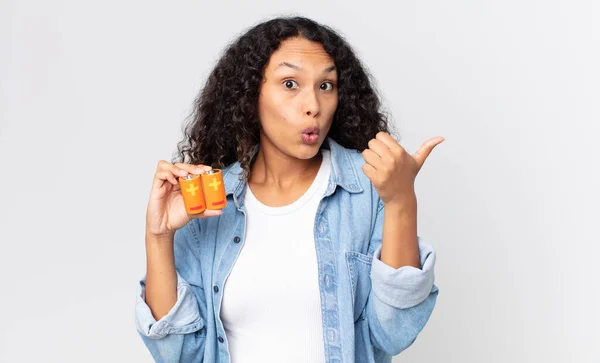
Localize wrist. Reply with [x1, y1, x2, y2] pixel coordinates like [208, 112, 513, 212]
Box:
[384, 193, 417, 213]
[145, 230, 175, 245]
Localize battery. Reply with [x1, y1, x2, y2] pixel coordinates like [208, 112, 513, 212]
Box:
[201, 169, 227, 210]
[178, 173, 207, 214]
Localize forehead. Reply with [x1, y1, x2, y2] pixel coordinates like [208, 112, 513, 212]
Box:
[266, 37, 334, 69]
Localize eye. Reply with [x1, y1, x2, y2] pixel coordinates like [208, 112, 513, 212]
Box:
[320, 82, 334, 91]
[283, 80, 298, 90]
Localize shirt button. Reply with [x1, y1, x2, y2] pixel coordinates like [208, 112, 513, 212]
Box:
[213, 285, 219, 293]
[233, 236, 240, 243]
[218, 336, 224, 343]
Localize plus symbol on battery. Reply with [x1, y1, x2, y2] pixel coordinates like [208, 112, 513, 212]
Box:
[186, 183, 199, 196]
[209, 177, 221, 191]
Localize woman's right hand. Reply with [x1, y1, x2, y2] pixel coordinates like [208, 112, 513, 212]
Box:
[146, 160, 223, 238]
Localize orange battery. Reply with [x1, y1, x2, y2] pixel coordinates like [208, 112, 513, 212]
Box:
[179, 174, 207, 214]
[201, 169, 227, 210]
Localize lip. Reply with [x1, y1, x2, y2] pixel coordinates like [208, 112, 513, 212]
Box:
[302, 126, 320, 135]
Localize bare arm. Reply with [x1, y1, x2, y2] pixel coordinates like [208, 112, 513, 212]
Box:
[379, 195, 421, 269]
[144, 231, 177, 321]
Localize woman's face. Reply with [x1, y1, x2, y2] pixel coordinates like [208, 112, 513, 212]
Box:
[257, 37, 338, 160]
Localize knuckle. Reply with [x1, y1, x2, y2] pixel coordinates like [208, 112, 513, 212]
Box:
[157, 160, 173, 171]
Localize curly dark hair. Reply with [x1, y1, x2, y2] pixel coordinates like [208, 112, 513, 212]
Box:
[172, 15, 395, 180]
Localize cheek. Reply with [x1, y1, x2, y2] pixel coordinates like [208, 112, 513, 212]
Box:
[266, 95, 298, 125]
[258, 88, 280, 121]
[322, 96, 339, 118]
[258, 91, 294, 133]
[278, 102, 298, 125]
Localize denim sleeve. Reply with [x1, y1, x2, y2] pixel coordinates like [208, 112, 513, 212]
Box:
[134, 223, 207, 362]
[135, 271, 205, 339]
[366, 201, 439, 356]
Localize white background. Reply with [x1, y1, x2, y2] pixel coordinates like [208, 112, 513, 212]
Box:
[1, 0, 598, 362]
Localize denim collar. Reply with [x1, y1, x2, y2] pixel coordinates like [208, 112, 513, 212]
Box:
[221, 137, 364, 208]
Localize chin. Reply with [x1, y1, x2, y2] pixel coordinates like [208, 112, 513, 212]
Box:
[294, 141, 324, 159]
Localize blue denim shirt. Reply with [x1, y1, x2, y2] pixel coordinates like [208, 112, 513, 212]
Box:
[135, 137, 439, 363]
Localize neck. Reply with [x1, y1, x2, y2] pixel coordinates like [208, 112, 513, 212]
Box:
[249, 141, 322, 190]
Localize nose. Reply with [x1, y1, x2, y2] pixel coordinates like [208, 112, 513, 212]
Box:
[303, 88, 320, 117]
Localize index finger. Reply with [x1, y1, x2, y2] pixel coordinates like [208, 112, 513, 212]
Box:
[174, 162, 212, 175]
[375, 132, 402, 153]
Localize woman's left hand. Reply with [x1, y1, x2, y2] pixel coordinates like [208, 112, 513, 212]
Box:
[361, 132, 445, 207]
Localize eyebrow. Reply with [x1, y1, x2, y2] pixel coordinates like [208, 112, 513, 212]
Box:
[275, 62, 336, 73]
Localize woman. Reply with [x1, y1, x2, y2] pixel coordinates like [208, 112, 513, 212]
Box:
[136, 15, 444, 363]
